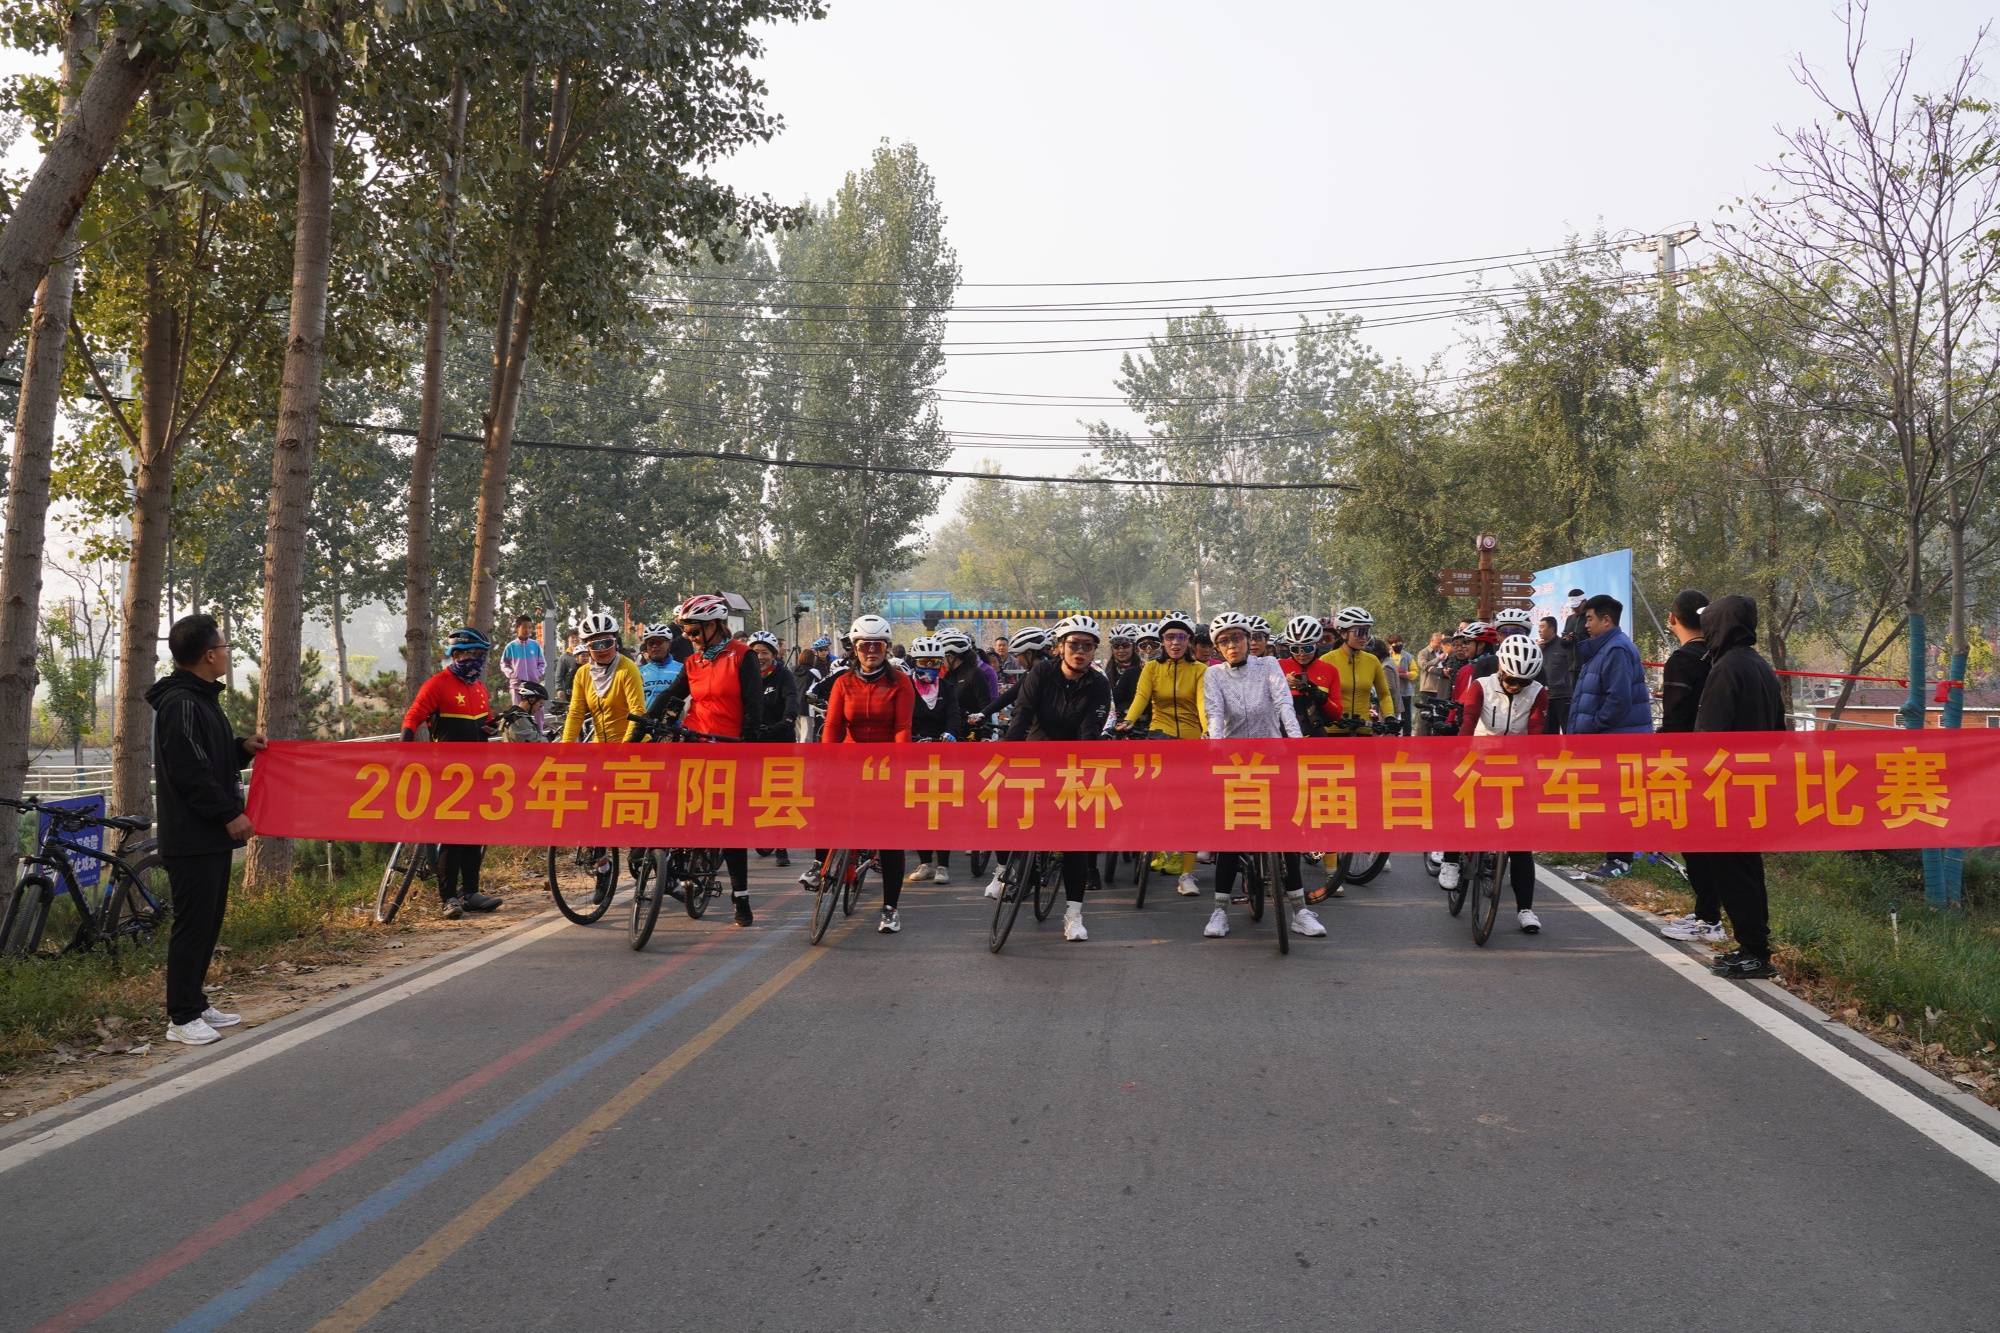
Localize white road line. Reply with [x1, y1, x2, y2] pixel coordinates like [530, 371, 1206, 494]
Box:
[1538, 866, 2000, 1189]
[0, 915, 574, 1177]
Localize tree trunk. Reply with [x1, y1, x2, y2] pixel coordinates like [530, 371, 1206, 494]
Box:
[109, 154, 182, 822]
[0, 8, 92, 888]
[244, 67, 340, 895]
[222, 604, 235, 693]
[403, 66, 467, 687]
[329, 566, 351, 737]
[0, 33, 157, 366]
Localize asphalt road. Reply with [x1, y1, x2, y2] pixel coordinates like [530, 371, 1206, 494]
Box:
[3, 853, 1997, 1332]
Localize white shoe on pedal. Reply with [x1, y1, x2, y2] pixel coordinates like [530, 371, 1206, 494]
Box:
[200, 1007, 241, 1029]
[1062, 902, 1087, 942]
[1175, 873, 1199, 896]
[1203, 907, 1229, 938]
[983, 875, 1005, 900]
[1290, 906, 1327, 937]
[933, 866, 949, 884]
[1438, 863, 1461, 891]
[1518, 909, 1542, 934]
[906, 863, 933, 883]
[166, 1018, 220, 1046]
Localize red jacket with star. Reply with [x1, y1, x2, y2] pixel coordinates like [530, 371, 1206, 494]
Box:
[403, 670, 492, 742]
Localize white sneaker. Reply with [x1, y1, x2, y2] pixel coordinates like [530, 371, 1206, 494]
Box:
[983, 875, 1005, 900]
[1291, 906, 1328, 937]
[1438, 862, 1460, 891]
[933, 866, 949, 884]
[877, 907, 901, 934]
[1062, 902, 1087, 942]
[1196, 851, 1215, 865]
[201, 1007, 242, 1029]
[1518, 909, 1542, 934]
[166, 1018, 221, 1046]
[1175, 873, 1199, 897]
[1381, 856, 1393, 873]
[797, 867, 816, 887]
[1203, 907, 1229, 938]
[1661, 917, 1726, 942]
[907, 863, 933, 883]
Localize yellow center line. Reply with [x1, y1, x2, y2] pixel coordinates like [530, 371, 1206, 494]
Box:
[310, 929, 842, 1332]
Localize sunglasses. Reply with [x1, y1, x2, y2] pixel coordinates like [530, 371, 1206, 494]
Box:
[1161, 632, 1190, 643]
[587, 638, 617, 652]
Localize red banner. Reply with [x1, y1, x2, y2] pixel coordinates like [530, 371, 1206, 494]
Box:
[242, 732, 1993, 853]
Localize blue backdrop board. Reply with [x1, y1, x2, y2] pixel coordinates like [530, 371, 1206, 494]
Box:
[1530, 549, 1633, 631]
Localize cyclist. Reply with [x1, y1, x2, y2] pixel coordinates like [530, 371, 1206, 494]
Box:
[1201, 612, 1325, 940]
[1315, 606, 1399, 726]
[1450, 621, 1502, 707]
[823, 614, 916, 933]
[1104, 622, 1142, 712]
[401, 627, 505, 919]
[906, 635, 965, 888]
[1278, 613, 1341, 735]
[559, 611, 647, 893]
[1135, 620, 1162, 663]
[974, 626, 1051, 721]
[938, 629, 994, 724]
[1114, 612, 1206, 897]
[651, 593, 764, 926]
[1000, 614, 1110, 942]
[637, 623, 683, 710]
[1246, 615, 1273, 657]
[1438, 633, 1548, 934]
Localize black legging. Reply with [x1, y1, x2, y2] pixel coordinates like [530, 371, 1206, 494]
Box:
[437, 844, 484, 902]
[1444, 851, 1536, 909]
[722, 847, 748, 897]
[1056, 851, 1089, 903]
[812, 849, 907, 909]
[1213, 852, 1300, 900]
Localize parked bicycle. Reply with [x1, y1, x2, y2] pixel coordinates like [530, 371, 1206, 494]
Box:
[1, 795, 167, 959]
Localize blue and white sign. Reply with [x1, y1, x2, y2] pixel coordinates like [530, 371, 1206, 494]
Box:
[37, 794, 105, 892]
[1530, 549, 1634, 633]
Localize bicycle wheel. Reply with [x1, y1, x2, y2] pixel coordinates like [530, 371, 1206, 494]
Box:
[810, 850, 845, 945]
[1134, 853, 1153, 910]
[629, 851, 666, 950]
[551, 846, 615, 925]
[375, 843, 421, 924]
[0, 874, 53, 958]
[683, 847, 722, 919]
[101, 851, 170, 948]
[988, 851, 1034, 954]
[1265, 855, 1289, 956]
[1245, 855, 1266, 923]
[1445, 857, 1468, 917]
[1342, 851, 1389, 885]
[968, 848, 991, 879]
[1469, 852, 1501, 946]
[1031, 852, 1059, 922]
[841, 855, 869, 916]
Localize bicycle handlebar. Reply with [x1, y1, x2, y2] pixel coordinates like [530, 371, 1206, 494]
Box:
[0, 794, 150, 833]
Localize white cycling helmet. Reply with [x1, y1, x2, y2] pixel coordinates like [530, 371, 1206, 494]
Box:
[1247, 615, 1271, 638]
[1496, 635, 1544, 680]
[747, 629, 779, 651]
[1158, 612, 1194, 638]
[1137, 621, 1162, 642]
[674, 594, 730, 622]
[576, 610, 620, 642]
[1110, 622, 1140, 644]
[1494, 607, 1533, 630]
[1333, 605, 1373, 630]
[1209, 611, 1257, 639]
[1051, 613, 1101, 644]
[1285, 614, 1322, 646]
[937, 629, 974, 655]
[1008, 626, 1051, 654]
[849, 614, 893, 643]
[909, 636, 943, 659]
[640, 621, 673, 644]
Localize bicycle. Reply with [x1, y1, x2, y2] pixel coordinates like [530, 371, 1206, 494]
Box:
[0, 796, 166, 959]
[1325, 716, 1398, 886]
[627, 716, 733, 951]
[1241, 850, 1289, 956]
[1463, 851, 1502, 946]
[988, 849, 1063, 954]
[375, 840, 441, 924]
[806, 847, 872, 945]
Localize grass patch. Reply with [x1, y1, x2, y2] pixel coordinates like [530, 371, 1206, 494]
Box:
[0, 842, 387, 1078]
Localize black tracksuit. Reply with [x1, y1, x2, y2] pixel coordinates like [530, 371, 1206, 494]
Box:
[1006, 661, 1112, 903]
[1660, 635, 1717, 921]
[1689, 597, 1787, 960]
[146, 670, 254, 1026]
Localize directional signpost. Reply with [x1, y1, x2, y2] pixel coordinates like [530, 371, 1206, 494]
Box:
[1435, 536, 1526, 620]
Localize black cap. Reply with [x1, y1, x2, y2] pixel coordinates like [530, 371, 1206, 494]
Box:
[1567, 587, 1585, 597]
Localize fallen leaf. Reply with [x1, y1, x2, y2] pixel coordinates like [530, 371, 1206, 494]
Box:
[1953, 1075, 1983, 1090]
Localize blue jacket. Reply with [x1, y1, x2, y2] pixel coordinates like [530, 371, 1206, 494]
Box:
[1568, 627, 1652, 734]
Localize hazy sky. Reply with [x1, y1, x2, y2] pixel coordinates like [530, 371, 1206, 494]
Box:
[711, 0, 1997, 485]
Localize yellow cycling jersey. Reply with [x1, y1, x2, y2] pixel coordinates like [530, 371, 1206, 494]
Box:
[561, 655, 646, 743]
[1124, 657, 1208, 738]
[1313, 646, 1396, 723]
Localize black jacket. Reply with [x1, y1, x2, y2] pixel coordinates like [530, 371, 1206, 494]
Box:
[146, 670, 252, 856]
[1660, 636, 1710, 734]
[750, 661, 799, 742]
[1539, 632, 1577, 700]
[1695, 596, 1786, 733]
[912, 676, 966, 741]
[1557, 611, 1586, 694]
[1005, 658, 1111, 742]
[945, 660, 991, 722]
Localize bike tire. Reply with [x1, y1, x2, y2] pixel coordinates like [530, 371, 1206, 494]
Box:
[375, 843, 420, 924]
[968, 848, 991, 879]
[0, 874, 53, 959]
[1031, 852, 1058, 922]
[684, 847, 722, 919]
[1342, 851, 1389, 885]
[1266, 854, 1289, 956]
[101, 851, 170, 948]
[1445, 858, 1468, 917]
[810, 850, 846, 945]
[1470, 852, 1501, 946]
[1245, 856, 1266, 923]
[842, 855, 868, 917]
[550, 846, 614, 925]
[988, 851, 1034, 954]
[1134, 854, 1152, 910]
[629, 851, 666, 950]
